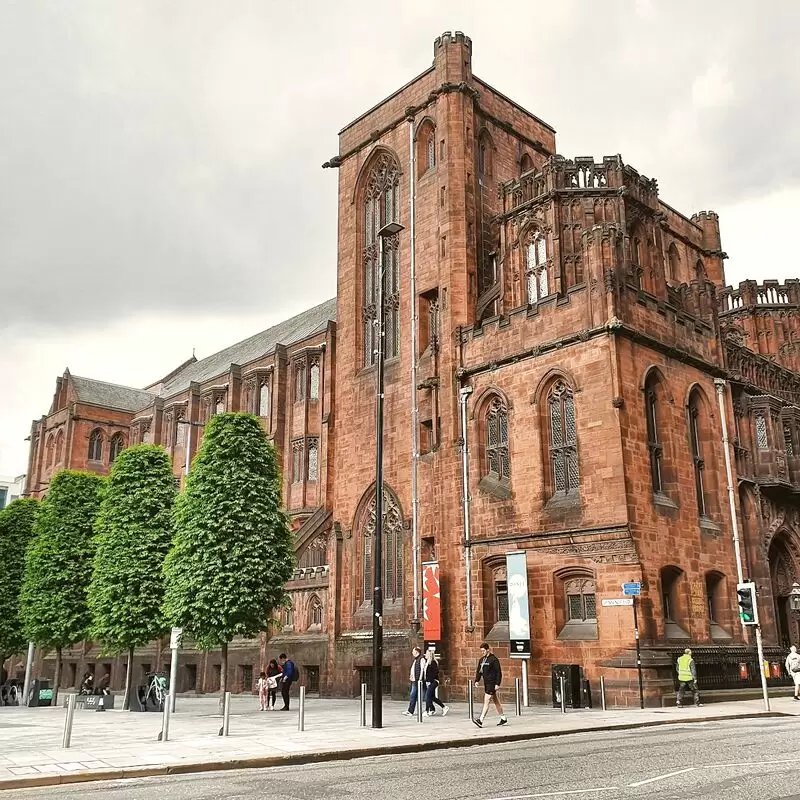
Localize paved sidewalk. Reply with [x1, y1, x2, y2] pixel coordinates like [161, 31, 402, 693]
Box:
[0, 694, 797, 791]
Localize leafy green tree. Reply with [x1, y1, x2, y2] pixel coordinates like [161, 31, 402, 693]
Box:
[87, 445, 176, 710]
[0, 498, 39, 664]
[163, 413, 294, 704]
[20, 470, 104, 705]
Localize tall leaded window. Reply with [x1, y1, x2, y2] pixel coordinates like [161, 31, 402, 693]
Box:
[309, 359, 320, 401]
[485, 398, 510, 480]
[361, 488, 403, 603]
[784, 424, 794, 456]
[291, 439, 304, 484]
[495, 577, 509, 622]
[259, 379, 270, 417]
[755, 414, 768, 450]
[214, 396, 226, 415]
[645, 375, 663, 493]
[309, 596, 323, 628]
[526, 230, 548, 304]
[688, 392, 707, 517]
[307, 438, 319, 482]
[362, 153, 401, 367]
[109, 433, 125, 464]
[565, 577, 596, 622]
[548, 381, 579, 494]
[295, 362, 306, 402]
[88, 429, 103, 462]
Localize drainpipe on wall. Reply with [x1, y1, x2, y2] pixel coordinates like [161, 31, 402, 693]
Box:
[459, 383, 474, 629]
[714, 377, 769, 712]
[408, 115, 421, 629]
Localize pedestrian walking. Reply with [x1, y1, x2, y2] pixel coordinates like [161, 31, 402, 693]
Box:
[676, 648, 701, 707]
[278, 653, 297, 711]
[402, 647, 426, 716]
[257, 671, 269, 711]
[786, 645, 800, 701]
[423, 649, 449, 716]
[266, 658, 282, 710]
[472, 643, 507, 727]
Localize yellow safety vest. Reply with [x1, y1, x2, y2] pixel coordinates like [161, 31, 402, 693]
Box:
[677, 654, 694, 682]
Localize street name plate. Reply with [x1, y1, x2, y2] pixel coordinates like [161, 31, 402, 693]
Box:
[622, 582, 641, 596]
[169, 627, 183, 650]
[602, 598, 634, 607]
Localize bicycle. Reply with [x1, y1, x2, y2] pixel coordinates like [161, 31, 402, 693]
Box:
[144, 673, 168, 711]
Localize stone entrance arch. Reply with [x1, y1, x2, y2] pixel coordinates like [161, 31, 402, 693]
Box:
[768, 529, 800, 646]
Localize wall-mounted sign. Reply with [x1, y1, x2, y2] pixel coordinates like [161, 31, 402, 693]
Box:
[505, 551, 531, 659]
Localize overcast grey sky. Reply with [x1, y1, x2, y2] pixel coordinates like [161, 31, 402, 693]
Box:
[1, 0, 798, 474]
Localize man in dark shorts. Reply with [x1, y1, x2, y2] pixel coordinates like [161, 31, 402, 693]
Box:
[473, 642, 508, 727]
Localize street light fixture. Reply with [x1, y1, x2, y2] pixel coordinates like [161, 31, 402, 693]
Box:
[372, 219, 404, 730]
[790, 582, 800, 614]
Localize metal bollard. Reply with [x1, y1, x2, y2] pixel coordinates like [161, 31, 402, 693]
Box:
[360, 683, 367, 727]
[600, 676, 606, 712]
[298, 686, 306, 732]
[560, 676, 566, 714]
[416, 680, 424, 722]
[514, 678, 521, 716]
[62, 694, 77, 748]
[468, 680, 474, 720]
[161, 696, 172, 741]
[222, 691, 231, 736]
[521, 659, 529, 708]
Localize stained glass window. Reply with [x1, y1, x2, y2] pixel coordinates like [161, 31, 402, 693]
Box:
[362, 153, 400, 366]
[549, 381, 579, 494]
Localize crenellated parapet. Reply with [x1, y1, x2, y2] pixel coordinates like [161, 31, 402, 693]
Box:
[720, 279, 800, 314]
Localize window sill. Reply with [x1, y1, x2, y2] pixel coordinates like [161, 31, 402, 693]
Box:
[653, 492, 678, 510]
[557, 621, 598, 641]
[710, 623, 733, 641]
[699, 517, 722, 534]
[664, 621, 690, 640]
[545, 490, 581, 511]
[485, 621, 509, 644]
[478, 474, 511, 500]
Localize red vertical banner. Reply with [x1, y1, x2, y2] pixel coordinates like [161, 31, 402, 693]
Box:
[422, 561, 441, 652]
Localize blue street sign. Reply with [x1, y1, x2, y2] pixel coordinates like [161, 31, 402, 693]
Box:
[622, 582, 641, 596]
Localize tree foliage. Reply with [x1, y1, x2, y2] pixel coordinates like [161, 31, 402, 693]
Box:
[88, 445, 176, 653]
[20, 471, 104, 649]
[163, 413, 295, 650]
[0, 498, 39, 660]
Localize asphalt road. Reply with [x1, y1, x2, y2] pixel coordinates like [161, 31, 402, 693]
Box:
[4, 715, 799, 800]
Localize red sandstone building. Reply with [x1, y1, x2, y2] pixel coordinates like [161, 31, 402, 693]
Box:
[20, 33, 800, 704]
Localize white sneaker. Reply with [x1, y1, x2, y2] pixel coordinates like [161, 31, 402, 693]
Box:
[442, 705, 450, 716]
[402, 710, 413, 716]
[427, 710, 435, 716]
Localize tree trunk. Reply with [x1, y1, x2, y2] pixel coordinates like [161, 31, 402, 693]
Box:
[52, 646, 62, 707]
[218, 641, 228, 715]
[122, 646, 134, 711]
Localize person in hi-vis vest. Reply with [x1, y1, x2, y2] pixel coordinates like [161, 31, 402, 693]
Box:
[676, 648, 701, 707]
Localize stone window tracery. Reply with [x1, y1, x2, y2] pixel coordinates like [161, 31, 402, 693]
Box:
[299, 534, 328, 568]
[109, 433, 125, 464]
[307, 438, 319, 482]
[309, 359, 320, 401]
[565, 577, 596, 621]
[291, 439, 304, 484]
[361, 488, 404, 604]
[525, 229, 548, 304]
[485, 397, 510, 480]
[755, 414, 768, 450]
[88, 429, 103, 462]
[295, 362, 306, 402]
[309, 595, 323, 628]
[548, 381, 579, 494]
[259, 379, 271, 418]
[362, 152, 401, 367]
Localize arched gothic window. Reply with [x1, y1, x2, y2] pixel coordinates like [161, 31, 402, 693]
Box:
[259, 379, 271, 417]
[109, 433, 125, 464]
[485, 397, 510, 480]
[309, 359, 320, 401]
[299, 534, 328, 568]
[478, 131, 493, 177]
[295, 362, 306, 402]
[687, 390, 707, 517]
[361, 488, 404, 603]
[307, 438, 319, 482]
[416, 120, 436, 177]
[565, 576, 596, 622]
[548, 381, 579, 495]
[46, 435, 55, 467]
[525, 229, 548, 304]
[520, 153, 533, 174]
[55, 430, 64, 464]
[309, 596, 323, 628]
[667, 243, 680, 283]
[88, 429, 103, 462]
[362, 153, 401, 366]
[644, 373, 664, 494]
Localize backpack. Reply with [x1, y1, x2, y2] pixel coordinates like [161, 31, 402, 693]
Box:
[290, 662, 300, 681]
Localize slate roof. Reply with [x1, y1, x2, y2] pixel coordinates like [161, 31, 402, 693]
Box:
[71, 376, 158, 413]
[159, 297, 337, 399]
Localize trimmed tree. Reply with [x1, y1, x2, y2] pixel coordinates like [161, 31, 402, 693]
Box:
[20, 470, 104, 705]
[163, 413, 294, 705]
[87, 445, 176, 710]
[0, 498, 39, 665]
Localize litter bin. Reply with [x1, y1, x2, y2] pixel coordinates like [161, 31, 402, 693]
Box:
[27, 679, 53, 707]
[551, 664, 583, 709]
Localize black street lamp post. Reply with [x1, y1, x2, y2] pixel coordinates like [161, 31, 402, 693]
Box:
[372, 220, 404, 729]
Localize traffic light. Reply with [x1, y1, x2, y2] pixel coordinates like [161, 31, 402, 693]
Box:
[736, 581, 759, 626]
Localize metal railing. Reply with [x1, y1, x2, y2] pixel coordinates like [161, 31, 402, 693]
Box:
[666, 646, 794, 691]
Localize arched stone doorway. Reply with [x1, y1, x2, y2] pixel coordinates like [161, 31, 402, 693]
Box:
[768, 530, 800, 646]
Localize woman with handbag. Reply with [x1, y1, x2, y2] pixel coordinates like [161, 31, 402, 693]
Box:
[786, 645, 800, 701]
[423, 649, 449, 717]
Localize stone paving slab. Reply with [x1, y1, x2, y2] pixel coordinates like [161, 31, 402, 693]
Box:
[0, 695, 797, 791]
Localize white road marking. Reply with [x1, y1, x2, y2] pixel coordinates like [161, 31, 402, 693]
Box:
[704, 758, 800, 769]
[628, 767, 696, 787]
[486, 788, 617, 800]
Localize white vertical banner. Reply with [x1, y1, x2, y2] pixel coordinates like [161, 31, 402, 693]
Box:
[505, 551, 531, 659]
